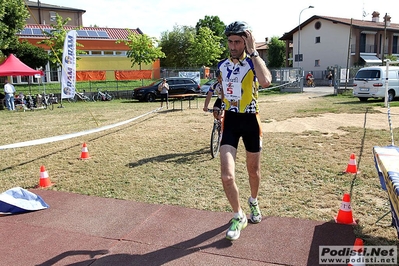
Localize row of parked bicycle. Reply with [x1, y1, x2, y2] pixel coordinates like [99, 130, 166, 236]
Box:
[67, 89, 114, 102]
[15, 92, 58, 111]
[11, 89, 114, 111]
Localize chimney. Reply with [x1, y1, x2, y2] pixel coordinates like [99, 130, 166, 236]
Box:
[265, 37, 268, 43]
[372, 11, 380, 22]
[384, 13, 391, 26]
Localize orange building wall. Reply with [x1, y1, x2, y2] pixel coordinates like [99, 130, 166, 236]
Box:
[19, 37, 160, 81]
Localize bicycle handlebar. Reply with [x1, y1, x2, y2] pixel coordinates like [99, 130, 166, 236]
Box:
[205, 108, 223, 113]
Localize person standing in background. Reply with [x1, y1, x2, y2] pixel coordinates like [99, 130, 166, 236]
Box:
[158, 78, 169, 109]
[203, 69, 224, 120]
[4, 79, 16, 111]
[327, 71, 333, 87]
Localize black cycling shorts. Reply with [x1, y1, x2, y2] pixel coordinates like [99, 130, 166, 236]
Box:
[220, 111, 262, 152]
[213, 98, 222, 109]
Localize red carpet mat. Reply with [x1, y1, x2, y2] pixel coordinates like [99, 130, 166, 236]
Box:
[0, 189, 355, 266]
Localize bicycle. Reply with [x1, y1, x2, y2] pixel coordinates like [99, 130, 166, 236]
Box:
[92, 89, 113, 101]
[42, 92, 56, 110]
[207, 109, 223, 158]
[68, 90, 93, 103]
[306, 78, 315, 87]
[19, 93, 55, 111]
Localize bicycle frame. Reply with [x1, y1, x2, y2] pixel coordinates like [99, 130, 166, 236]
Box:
[306, 78, 315, 87]
[42, 93, 54, 110]
[93, 89, 113, 101]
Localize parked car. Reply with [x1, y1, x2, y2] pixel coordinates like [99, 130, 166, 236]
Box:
[200, 79, 217, 95]
[132, 77, 201, 102]
[353, 66, 399, 102]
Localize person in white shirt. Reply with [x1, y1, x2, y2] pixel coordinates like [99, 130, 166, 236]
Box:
[4, 79, 16, 111]
[158, 78, 169, 109]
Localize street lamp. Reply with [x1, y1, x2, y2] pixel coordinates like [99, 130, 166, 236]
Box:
[297, 5, 314, 67]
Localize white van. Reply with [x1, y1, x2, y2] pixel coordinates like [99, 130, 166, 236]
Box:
[353, 66, 399, 102]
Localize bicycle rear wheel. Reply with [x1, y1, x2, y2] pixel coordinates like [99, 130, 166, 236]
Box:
[210, 121, 221, 158]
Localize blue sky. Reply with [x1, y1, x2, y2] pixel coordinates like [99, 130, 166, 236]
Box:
[40, 0, 398, 41]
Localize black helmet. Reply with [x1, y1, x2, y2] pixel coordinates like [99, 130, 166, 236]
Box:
[215, 69, 221, 77]
[224, 21, 249, 37]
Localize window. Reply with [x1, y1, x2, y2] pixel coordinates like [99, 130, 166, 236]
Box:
[315, 36, 320, 43]
[115, 51, 127, 56]
[315, 21, 321, 30]
[315, 60, 320, 67]
[49, 11, 56, 22]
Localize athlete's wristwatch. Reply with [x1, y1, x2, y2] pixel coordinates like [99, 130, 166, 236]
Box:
[249, 50, 259, 58]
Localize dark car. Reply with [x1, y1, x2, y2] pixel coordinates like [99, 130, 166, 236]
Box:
[132, 77, 200, 102]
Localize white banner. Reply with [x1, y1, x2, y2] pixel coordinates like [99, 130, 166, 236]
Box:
[61, 30, 77, 99]
[179, 71, 200, 85]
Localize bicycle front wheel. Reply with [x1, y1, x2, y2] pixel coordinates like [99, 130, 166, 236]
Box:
[210, 121, 221, 158]
[68, 96, 77, 103]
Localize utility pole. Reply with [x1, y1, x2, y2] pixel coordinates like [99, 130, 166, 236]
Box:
[382, 13, 387, 66]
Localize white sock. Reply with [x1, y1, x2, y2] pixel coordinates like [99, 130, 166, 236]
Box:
[234, 209, 244, 219]
[249, 197, 257, 203]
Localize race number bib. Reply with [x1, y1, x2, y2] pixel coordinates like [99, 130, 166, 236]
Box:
[223, 81, 242, 101]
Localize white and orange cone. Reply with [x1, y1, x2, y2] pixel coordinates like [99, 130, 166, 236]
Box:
[38, 165, 53, 188]
[345, 153, 359, 174]
[334, 193, 357, 225]
[348, 238, 365, 266]
[80, 142, 90, 159]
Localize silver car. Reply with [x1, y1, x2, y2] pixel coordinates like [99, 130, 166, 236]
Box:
[200, 79, 217, 95]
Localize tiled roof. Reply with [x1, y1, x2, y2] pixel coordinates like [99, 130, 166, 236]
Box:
[256, 42, 268, 50]
[20, 24, 141, 40]
[280, 15, 399, 40]
[319, 15, 399, 30]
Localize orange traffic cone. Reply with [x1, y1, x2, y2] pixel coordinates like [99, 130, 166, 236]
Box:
[334, 193, 357, 225]
[80, 142, 90, 159]
[345, 153, 359, 174]
[348, 238, 365, 266]
[38, 165, 53, 188]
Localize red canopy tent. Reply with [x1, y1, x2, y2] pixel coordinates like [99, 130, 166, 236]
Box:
[0, 54, 43, 76]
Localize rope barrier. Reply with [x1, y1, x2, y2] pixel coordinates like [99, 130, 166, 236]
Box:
[0, 108, 161, 150]
[259, 78, 300, 92]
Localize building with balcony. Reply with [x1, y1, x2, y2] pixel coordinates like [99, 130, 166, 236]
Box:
[280, 12, 399, 73]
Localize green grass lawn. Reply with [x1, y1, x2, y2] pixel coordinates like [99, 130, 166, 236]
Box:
[1, 92, 399, 248]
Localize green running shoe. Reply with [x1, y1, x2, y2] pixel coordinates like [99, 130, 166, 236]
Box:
[226, 215, 248, 240]
[248, 198, 262, 223]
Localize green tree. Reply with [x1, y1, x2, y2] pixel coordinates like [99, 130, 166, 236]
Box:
[0, 0, 29, 53]
[3, 40, 49, 69]
[159, 25, 196, 68]
[267, 36, 285, 68]
[37, 14, 84, 67]
[385, 54, 398, 62]
[116, 30, 165, 69]
[189, 27, 223, 67]
[196, 16, 228, 59]
[196, 16, 225, 37]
